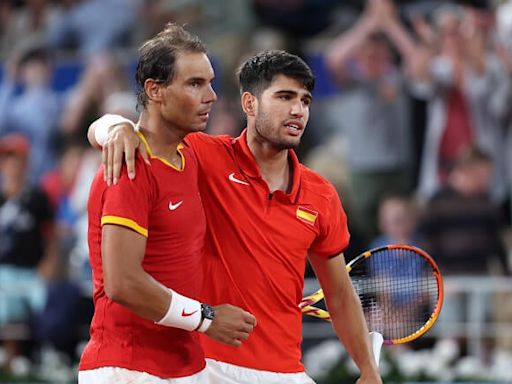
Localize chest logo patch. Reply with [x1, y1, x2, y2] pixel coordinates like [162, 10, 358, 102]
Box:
[296, 206, 318, 225]
[228, 172, 249, 186]
[168, 200, 183, 211]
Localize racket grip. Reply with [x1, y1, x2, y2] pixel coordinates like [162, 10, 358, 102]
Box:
[370, 332, 384, 366]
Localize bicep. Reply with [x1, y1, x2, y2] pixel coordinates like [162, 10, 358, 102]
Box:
[102, 224, 147, 291]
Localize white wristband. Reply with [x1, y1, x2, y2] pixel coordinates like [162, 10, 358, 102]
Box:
[156, 289, 201, 331]
[93, 114, 136, 147]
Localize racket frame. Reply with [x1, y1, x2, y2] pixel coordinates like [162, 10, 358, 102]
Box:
[301, 244, 444, 345]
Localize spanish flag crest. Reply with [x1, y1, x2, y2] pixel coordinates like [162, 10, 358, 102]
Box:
[296, 206, 318, 225]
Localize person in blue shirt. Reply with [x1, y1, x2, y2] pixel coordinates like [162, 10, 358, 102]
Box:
[0, 47, 61, 184]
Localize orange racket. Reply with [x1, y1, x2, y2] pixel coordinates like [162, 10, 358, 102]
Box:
[301, 245, 443, 362]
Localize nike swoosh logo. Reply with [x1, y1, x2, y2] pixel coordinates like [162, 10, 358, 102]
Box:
[228, 172, 249, 186]
[168, 201, 183, 210]
[181, 309, 198, 317]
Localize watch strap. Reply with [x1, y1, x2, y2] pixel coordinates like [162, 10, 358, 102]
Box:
[197, 317, 213, 333]
[195, 303, 215, 333]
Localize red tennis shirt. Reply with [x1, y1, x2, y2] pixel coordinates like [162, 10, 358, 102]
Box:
[187, 130, 350, 373]
[80, 136, 206, 378]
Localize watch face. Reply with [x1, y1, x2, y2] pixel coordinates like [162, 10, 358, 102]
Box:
[202, 304, 215, 320]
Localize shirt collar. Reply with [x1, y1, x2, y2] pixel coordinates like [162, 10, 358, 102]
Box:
[233, 129, 302, 203]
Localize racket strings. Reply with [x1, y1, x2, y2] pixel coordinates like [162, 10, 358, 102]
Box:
[352, 248, 439, 342]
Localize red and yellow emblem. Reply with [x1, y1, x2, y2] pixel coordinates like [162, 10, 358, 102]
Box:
[296, 206, 318, 225]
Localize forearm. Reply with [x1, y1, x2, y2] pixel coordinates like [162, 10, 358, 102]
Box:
[107, 266, 171, 321]
[326, 15, 377, 73]
[326, 288, 379, 376]
[381, 17, 418, 71]
[109, 263, 214, 331]
[103, 225, 206, 331]
[309, 253, 380, 380]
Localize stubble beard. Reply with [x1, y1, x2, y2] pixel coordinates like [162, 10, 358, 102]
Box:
[254, 112, 300, 151]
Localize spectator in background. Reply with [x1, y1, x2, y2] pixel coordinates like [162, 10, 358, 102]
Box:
[419, 146, 507, 276]
[251, 0, 340, 55]
[495, 0, 512, 224]
[360, 192, 425, 343]
[0, 2, 12, 57]
[0, 0, 58, 59]
[0, 46, 62, 185]
[47, 0, 141, 135]
[0, 134, 57, 372]
[490, 3, 512, 343]
[368, 193, 424, 309]
[40, 141, 84, 258]
[324, 0, 415, 242]
[58, 53, 131, 137]
[419, 146, 508, 344]
[370, 193, 421, 249]
[407, 4, 510, 204]
[46, 0, 140, 57]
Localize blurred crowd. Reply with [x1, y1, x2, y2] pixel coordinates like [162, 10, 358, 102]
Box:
[0, 0, 511, 380]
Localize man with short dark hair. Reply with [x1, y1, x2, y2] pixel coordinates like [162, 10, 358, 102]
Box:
[79, 24, 255, 384]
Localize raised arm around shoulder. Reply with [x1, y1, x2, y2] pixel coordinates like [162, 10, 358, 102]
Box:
[87, 114, 145, 185]
[309, 252, 381, 384]
[88, 114, 137, 148]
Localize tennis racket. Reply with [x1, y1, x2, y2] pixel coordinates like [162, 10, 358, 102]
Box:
[301, 244, 443, 364]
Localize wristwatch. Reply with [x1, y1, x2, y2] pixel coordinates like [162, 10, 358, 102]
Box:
[196, 303, 215, 332]
[201, 303, 215, 321]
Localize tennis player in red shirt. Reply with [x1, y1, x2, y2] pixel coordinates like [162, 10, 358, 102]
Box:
[89, 50, 381, 383]
[79, 24, 256, 384]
